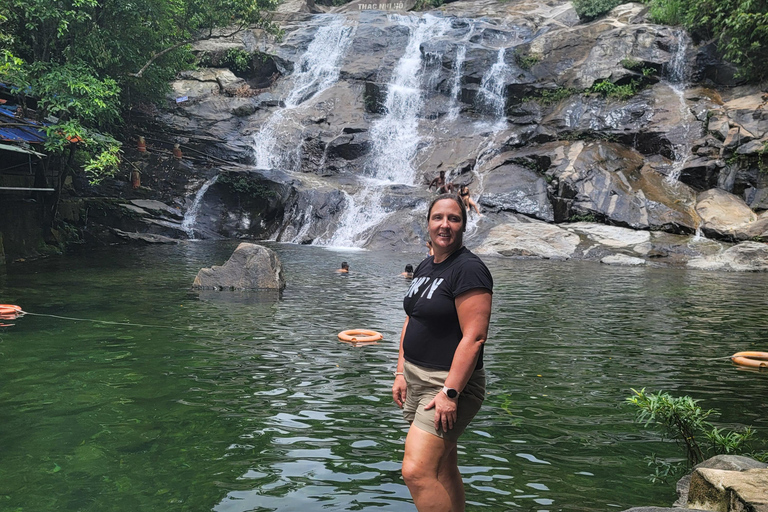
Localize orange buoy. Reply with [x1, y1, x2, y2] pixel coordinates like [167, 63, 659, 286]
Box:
[731, 351, 768, 369]
[0, 304, 23, 321]
[338, 329, 383, 343]
[0, 304, 21, 314]
[137, 136, 147, 152]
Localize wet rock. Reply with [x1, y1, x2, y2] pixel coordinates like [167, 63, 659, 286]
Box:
[688, 467, 768, 512]
[193, 242, 286, 290]
[692, 41, 742, 87]
[688, 241, 768, 271]
[473, 217, 580, 259]
[130, 200, 184, 220]
[481, 161, 553, 221]
[722, 91, 768, 140]
[696, 188, 757, 240]
[601, 254, 647, 266]
[678, 157, 722, 190]
[112, 229, 180, 244]
[676, 455, 768, 508]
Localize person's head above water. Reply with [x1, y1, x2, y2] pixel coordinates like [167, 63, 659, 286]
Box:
[404, 264, 414, 273]
[337, 261, 349, 273]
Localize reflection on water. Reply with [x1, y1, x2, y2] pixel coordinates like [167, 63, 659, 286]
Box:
[1, 242, 767, 512]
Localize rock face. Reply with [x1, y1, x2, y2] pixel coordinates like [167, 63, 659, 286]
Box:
[61, 0, 768, 271]
[192, 242, 286, 290]
[619, 455, 768, 512]
[681, 456, 768, 512]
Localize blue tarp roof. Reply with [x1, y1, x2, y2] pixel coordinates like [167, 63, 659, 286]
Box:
[0, 104, 47, 144]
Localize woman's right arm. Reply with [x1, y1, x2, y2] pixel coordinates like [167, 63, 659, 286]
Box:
[392, 316, 409, 408]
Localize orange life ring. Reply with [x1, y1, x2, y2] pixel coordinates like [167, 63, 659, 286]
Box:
[731, 351, 768, 369]
[338, 329, 383, 343]
[0, 304, 22, 321]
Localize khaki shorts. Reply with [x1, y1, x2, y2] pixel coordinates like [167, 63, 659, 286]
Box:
[402, 360, 485, 442]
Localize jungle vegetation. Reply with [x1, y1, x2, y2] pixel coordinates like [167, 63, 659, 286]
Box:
[573, 0, 768, 82]
[0, 0, 280, 182]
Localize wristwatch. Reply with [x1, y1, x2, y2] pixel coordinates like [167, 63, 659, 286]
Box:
[441, 386, 458, 399]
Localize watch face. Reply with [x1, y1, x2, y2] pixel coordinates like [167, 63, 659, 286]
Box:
[446, 388, 458, 399]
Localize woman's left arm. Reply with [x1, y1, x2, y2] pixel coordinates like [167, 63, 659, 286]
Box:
[425, 288, 492, 432]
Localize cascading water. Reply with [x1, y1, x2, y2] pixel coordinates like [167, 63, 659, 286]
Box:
[252, 16, 356, 170]
[665, 30, 696, 183]
[447, 44, 467, 121]
[366, 14, 451, 185]
[320, 14, 453, 247]
[475, 47, 510, 130]
[181, 175, 218, 239]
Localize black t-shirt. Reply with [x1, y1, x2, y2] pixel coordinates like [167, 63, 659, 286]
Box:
[402, 246, 493, 371]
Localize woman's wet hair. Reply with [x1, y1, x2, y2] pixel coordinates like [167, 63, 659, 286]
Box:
[427, 193, 467, 232]
[341, 261, 349, 269]
[405, 264, 414, 273]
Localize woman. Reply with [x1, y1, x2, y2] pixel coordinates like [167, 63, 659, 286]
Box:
[459, 185, 481, 216]
[392, 194, 493, 512]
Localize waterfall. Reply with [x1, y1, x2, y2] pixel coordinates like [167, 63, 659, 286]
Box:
[367, 14, 452, 185]
[181, 174, 218, 239]
[447, 44, 467, 121]
[665, 31, 696, 183]
[316, 14, 452, 247]
[475, 48, 510, 129]
[252, 16, 356, 170]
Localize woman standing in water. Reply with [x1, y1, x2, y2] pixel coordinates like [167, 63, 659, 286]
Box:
[392, 193, 493, 512]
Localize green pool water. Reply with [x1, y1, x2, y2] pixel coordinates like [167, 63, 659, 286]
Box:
[1, 241, 766, 511]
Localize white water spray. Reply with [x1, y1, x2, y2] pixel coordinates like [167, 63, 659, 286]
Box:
[252, 16, 356, 170]
[475, 48, 510, 129]
[318, 14, 452, 247]
[182, 175, 218, 239]
[665, 31, 696, 183]
[367, 14, 452, 185]
[447, 44, 467, 121]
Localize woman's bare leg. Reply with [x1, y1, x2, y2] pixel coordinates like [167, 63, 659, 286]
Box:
[402, 425, 465, 512]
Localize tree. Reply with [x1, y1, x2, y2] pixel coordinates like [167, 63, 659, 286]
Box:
[0, 0, 280, 182]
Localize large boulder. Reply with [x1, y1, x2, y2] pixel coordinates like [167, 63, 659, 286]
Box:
[687, 467, 768, 512]
[696, 188, 757, 240]
[193, 243, 286, 290]
[676, 455, 768, 508]
[473, 217, 580, 259]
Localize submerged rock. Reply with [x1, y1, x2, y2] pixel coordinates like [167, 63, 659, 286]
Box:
[193, 242, 286, 290]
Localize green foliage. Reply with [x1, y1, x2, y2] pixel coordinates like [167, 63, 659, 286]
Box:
[524, 87, 576, 105]
[589, 79, 643, 100]
[516, 52, 541, 71]
[627, 388, 767, 468]
[646, 0, 686, 25]
[0, 0, 280, 183]
[572, 0, 625, 20]
[568, 212, 597, 222]
[644, 454, 685, 484]
[620, 58, 643, 70]
[414, 0, 445, 9]
[224, 48, 253, 74]
[643, 0, 768, 81]
[218, 173, 275, 200]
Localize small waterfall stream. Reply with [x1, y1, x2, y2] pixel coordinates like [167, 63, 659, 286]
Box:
[475, 47, 510, 127]
[181, 174, 218, 239]
[665, 31, 696, 183]
[252, 16, 356, 170]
